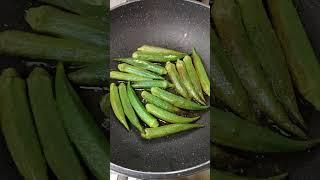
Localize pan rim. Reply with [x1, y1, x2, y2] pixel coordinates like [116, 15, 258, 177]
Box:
[110, 0, 210, 178]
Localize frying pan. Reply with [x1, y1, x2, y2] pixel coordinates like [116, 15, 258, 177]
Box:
[110, 0, 210, 179]
[0, 0, 107, 179]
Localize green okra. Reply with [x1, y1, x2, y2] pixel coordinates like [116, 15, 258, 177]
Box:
[68, 63, 108, 87]
[118, 63, 164, 80]
[110, 83, 129, 130]
[210, 28, 256, 122]
[114, 58, 167, 75]
[55, 63, 109, 180]
[212, 0, 306, 138]
[141, 123, 204, 139]
[137, 45, 187, 56]
[176, 59, 205, 105]
[211, 107, 320, 152]
[110, 71, 153, 81]
[27, 67, 87, 180]
[266, 0, 320, 111]
[192, 48, 210, 96]
[132, 80, 174, 89]
[236, 0, 305, 128]
[141, 91, 181, 113]
[100, 93, 110, 118]
[211, 169, 288, 180]
[0, 68, 48, 180]
[119, 83, 144, 133]
[132, 51, 185, 62]
[183, 55, 205, 101]
[0, 30, 106, 63]
[151, 87, 209, 110]
[26, 6, 107, 47]
[166, 61, 190, 99]
[146, 104, 199, 124]
[127, 82, 159, 128]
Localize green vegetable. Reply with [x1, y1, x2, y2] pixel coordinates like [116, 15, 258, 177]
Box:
[183, 54, 205, 101]
[236, 0, 305, 128]
[110, 83, 129, 130]
[55, 63, 109, 180]
[132, 80, 174, 89]
[146, 104, 199, 124]
[119, 83, 144, 133]
[192, 48, 210, 96]
[100, 93, 110, 118]
[0, 30, 106, 63]
[114, 58, 167, 75]
[132, 51, 185, 62]
[68, 63, 108, 87]
[110, 71, 153, 81]
[176, 59, 205, 105]
[211, 107, 320, 152]
[26, 6, 107, 47]
[141, 124, 204, 139]
[27, 67, 87, 180]
[212, 0, 306, 138]
[266, 0, 320, 111]
[127, 82, 159, 128]
[166, 61, 190, 99]
[211, 169, 288, 180]
[141, 91, 181, 113]
[118, 63, 164, 80]
[151, 87, 209, 110]
[137, 45, 187, 56]
[0, 68, 48, 180]
[210, 28, 256, 122]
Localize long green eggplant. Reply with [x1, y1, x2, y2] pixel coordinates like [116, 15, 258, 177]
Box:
[27, 67, 87, 180]
[211, 169, 288, 180]
[26, 6, 107, 47]
[266, 0, 320, 111]
[0, 30, 106, 63]
[55, 63, 109, 180]
[211, 107, 320, 152]
[212, 0, 306, 138]
[236, 0, 305, 128]
[68, 63, 108, 87]
[211, 28, 256, 122]
[0, 68, 48, 180]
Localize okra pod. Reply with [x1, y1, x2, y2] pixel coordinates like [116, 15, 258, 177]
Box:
[132, 80, 174, 89]
[110, 71, 153, 81]
[118, 63, 164, 80]
[0, 31, 106, 63]
[166, 62, 190, 99]
[211, 107, 320, 152]
[0, 68, 48, 180]
[192, 48, 210, 96]
[132, 51, 185, 62]
[137, 45, 187, 56]
[212, 0, 306, 138]
[127, 82, 159, 128]
[151, 87, 209, 110]
[176, 59, 205, 105]
[110, 83, 129, 130]
[266, 0, 320, 111]
[26, 6, 107, 47]
[141, 124, 204, 139]
[68, 63, 108, 87]
[183, 55, 205, 101]
[114, 58, 167, 75]
[146, 104, 199, 124]
[211, 169, 288, 180]
[236, 0, 305, 128]
[141, 91, 181, 113]
[119, 83, 144, 133]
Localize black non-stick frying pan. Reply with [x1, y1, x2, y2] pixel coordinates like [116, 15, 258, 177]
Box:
[110, 0, 210, 179]
[0, 0, 107, 179]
